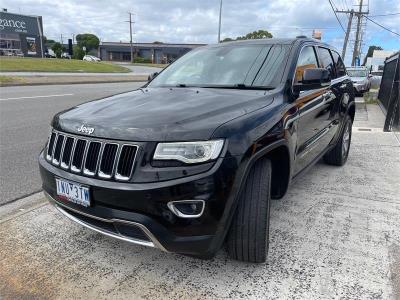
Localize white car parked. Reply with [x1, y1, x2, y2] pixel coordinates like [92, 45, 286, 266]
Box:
[83, 55, 101, 62]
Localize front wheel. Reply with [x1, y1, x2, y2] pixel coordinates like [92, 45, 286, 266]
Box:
[324, 115, 352, 166]
[226, 158, 271, 263]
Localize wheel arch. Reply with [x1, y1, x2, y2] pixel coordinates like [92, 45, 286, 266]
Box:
[347, 102, 356, 123]
[241, 140, 291, 200]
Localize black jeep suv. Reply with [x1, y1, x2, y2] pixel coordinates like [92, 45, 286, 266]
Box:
[39, 38, 354, 263]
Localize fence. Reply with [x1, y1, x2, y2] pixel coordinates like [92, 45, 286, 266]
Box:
[378, 51, 400, 132]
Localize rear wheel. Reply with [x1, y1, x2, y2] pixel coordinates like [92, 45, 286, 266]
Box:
[324, 115, 352, 166]
[226, 158, 271, 263]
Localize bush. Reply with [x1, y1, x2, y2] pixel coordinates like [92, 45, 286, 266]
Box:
[51, 42, 63, 58]
[72, 45, 85, 60]
[133, 56, 152, 63]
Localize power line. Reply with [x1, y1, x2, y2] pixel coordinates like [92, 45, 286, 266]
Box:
[369, 12, 400, 17]
[328, 0, 346, 33]
[364, 15, 400, 37]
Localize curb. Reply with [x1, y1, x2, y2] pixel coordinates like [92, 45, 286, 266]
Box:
[0, 191, 47, 224]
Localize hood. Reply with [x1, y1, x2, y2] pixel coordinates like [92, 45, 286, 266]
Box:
[53, 87, 275, 141]
[351, 77, 367, 83]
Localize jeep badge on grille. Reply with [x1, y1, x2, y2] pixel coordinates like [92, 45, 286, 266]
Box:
[77, 125, 95, 135]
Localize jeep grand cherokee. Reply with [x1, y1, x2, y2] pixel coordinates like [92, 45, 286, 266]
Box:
[39, 38, 355, 263]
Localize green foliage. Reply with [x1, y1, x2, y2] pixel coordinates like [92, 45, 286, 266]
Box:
[76, 33, 100, 52]
[221, 29, 273, 42]
[133, 56, 152, 63]
[236, 30, 273, 40]
[363, 45, 383, 66]
[221, 37, 234, 43]
[46, 39, 56, 45]
[0, 57, 130, 73]
[72, 45, 85, 60]
[51, 42, 63, 58]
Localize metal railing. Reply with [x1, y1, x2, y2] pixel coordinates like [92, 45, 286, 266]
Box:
[378, 52, 400, 132]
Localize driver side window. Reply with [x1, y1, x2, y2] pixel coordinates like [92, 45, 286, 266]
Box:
[295, 46, 319, 84]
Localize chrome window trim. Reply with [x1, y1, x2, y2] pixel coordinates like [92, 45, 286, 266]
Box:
[291, 43, 350, 94]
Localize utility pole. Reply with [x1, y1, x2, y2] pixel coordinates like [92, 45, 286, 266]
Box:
[217, 0, 222, 43]
[335, 0, 369, 65]
[341, 9, 353, 61]
[128, 12, 134, 63]
[352, 0, 363, 66]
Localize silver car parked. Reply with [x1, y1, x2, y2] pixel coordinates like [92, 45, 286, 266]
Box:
[347, 67, 372, 95]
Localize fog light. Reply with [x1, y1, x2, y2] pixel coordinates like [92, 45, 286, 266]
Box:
[167, 200, 205, 218]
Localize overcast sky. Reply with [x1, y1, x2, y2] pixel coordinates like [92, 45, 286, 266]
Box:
[2, 0, 399, 63]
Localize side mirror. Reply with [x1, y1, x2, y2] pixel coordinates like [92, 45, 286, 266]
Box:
[148, 72, 159, 81]
[293, 68, 331, 93]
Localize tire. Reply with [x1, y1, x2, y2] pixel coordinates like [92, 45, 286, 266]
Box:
[324, 115, 352, 166]
[226, 158, 271, 263]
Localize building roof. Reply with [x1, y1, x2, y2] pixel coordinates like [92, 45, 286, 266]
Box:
[100, 42, 205, 49]
[0, 10, 41, 18]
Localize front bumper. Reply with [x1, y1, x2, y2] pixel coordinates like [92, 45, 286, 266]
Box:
[353, 83, 368, 93]
[39, 151, 240, 257]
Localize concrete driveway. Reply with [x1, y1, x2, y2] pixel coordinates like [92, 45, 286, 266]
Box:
[1, 128, 399, 299]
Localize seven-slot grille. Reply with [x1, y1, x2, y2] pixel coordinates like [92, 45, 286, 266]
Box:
[46, 131, 138, 181]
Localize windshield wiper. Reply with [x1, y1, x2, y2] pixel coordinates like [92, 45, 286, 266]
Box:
[171, 83, 274, 90]
[212, 84, 275, 90]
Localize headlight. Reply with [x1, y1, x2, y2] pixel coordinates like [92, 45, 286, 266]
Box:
[153, 140, 224, 164]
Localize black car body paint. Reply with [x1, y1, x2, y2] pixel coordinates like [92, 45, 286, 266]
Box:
[39, 38, 355, 259]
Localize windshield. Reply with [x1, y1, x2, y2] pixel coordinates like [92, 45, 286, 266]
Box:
[347, 69, 368, 77]
[148, 44, 289, 89]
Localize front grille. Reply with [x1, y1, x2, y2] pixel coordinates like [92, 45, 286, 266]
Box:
[116, 145, 137, 180]
[99, 144, 118, 178]
[46, 130, 138, 181]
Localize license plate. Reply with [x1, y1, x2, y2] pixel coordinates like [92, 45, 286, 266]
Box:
[56, 178, 90, 207]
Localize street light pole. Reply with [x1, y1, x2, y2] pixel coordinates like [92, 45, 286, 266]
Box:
[217, 0, 222, 43]
[128, 12, 134, 63]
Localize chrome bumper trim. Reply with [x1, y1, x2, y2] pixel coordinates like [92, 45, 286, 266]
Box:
[44, 191, 167, 252]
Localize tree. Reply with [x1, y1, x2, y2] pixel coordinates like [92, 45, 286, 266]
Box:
[46, 39, 56, 45]
[51, 42, 63, 58]
[221, 29, 273, 42]
[75, 33, 100, 52]
[221, 37, 234, 43]
[72, 45, 85, 60]
[236, 30, 273, 40]
[363, 45, 383, 66]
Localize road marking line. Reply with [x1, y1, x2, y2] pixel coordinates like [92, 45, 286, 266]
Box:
[0, 93, 74, 101]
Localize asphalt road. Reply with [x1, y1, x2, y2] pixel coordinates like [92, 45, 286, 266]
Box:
[0, 82, 145, 205]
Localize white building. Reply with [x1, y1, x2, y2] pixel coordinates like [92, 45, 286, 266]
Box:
[366, 50, 397, 72]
